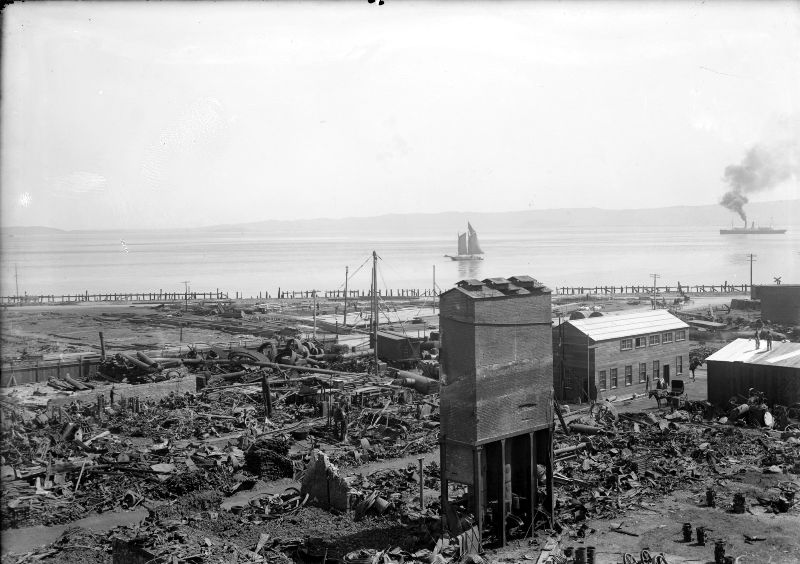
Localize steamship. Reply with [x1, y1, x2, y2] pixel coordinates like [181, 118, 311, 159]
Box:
[720, 219, 786, 235]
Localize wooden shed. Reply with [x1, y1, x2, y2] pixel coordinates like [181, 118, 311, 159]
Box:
[706, 338, 800, 406]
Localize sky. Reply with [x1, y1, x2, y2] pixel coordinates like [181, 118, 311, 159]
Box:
[2, 0, 799, 230]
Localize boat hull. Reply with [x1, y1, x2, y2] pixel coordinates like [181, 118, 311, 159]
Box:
[719, 228, 786, 234]
[445, 254, 484, 261]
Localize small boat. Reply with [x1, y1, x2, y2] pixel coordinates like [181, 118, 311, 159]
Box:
[720, 219, 786, 235]
[445, 222, 484, 261]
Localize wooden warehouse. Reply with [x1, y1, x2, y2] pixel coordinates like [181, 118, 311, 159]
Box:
[705, 338, 800, 406]
[554, 310, 690, 402]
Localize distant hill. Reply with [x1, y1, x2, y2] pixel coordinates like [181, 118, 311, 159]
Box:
[3, 199, 797, 235]
[1, 225, 66, 235]
[197, 199, 800, 235]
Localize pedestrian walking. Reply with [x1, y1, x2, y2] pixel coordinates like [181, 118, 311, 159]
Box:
[765, 329, 773, 351]
[754, 329, 760, 349]
[690, 358, 702, 382]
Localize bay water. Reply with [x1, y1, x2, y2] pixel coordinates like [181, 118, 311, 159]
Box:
[2, 222, 797, 298]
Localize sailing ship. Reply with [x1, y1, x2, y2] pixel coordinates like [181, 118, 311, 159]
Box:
[445, 222, 484, 261]
[720, 219, 786, 235]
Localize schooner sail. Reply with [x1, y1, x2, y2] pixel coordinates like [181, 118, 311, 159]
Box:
[467, 222, 483, 255]
[446, 222, 485, 261]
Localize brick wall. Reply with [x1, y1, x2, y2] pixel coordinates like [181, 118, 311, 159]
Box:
[440, 291, 478, 444]
[440, 287, 553, 446]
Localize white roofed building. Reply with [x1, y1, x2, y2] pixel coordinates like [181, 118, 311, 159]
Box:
[705, 338, 800, 406]
[554, 310, 690, 402]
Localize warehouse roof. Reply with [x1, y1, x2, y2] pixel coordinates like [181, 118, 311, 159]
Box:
[706, 338, 800, 369]
[687, 319, 727, 329]
[569, 310, 689, 342]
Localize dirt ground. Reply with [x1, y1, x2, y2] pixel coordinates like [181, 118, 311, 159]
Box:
[0, 293, 739, 363]
[2, 297, 799, 564]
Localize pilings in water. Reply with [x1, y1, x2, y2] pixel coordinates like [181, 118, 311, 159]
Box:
[1, 283, 751, 306]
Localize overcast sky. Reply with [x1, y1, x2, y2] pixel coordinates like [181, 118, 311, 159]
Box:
[2, 1, 798, 230]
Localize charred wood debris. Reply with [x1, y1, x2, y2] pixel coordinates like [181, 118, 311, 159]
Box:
[1, 335, 799, 564]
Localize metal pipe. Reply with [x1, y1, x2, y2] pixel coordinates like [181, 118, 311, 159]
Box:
[418, 456, 425, 510]
[135, 351, 160, 367]
[118, 353, 155, 371]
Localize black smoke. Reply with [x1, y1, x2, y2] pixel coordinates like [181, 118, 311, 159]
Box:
[720, 120, 799, 224]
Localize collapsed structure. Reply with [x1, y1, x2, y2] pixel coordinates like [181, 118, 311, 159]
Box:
[439, 276, 554, 547]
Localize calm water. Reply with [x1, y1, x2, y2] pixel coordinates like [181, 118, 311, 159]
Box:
[1, 224, 798, 297]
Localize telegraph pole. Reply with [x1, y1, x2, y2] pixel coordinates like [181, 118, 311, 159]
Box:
[15, 264, 19, 299]
[312, 289, 317, 339]
[649, 273, 660, 310]
[432, 265, 436, 312]
[343, 266, 349, 327]
[747, 253, 757, 293]
[181, 280, 190, 312]
[372, 251, 379, 376]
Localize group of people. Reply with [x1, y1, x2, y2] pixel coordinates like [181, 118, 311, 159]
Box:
[754, 319, 774, 351]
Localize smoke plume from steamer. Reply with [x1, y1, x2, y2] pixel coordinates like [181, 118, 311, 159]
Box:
[720, 123, 799, 223]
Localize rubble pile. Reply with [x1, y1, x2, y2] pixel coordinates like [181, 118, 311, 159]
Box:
[244, 437, 294, 480]
[554, 410, 800, 529]
[0, 338, 443, 539]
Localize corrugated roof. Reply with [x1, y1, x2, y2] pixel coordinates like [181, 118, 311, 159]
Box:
[705, 338, 800, 369]
[568, 310, 689, 342]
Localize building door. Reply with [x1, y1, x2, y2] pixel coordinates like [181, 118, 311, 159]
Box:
[663, 364, 670, 384]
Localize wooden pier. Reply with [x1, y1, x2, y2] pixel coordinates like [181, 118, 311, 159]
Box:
[0, 283, 751, 306]
[553, 283, 750, 296]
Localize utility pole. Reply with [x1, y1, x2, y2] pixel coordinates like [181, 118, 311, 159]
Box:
[649, 273, 660, 310]
[432, 265, 436, 313]
[747, 253, 757, 293]
[15, 264, 19, 299]
[587, 333, 591, 404]
[372, 251, 379, 376]
[557, 312, 565, 398]
[312, 289, 317, 339]
[343, 266, 349, 327]
[181, 281, 190, 312]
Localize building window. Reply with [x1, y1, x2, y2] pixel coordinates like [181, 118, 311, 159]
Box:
[677, 355, 683, 374]
[639, 362, 647, 383]
[663, 332, 673, 344]
[625, 365, 633, 386]
[610, 368, 618, 389]
[675, 330, 686, 341]
[649, 334, 661, 346]
[620, 338, 633, 351]
[635, 336, 647, 348]
[652, 360, 660, 380]
[598, 370, 607, 391]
